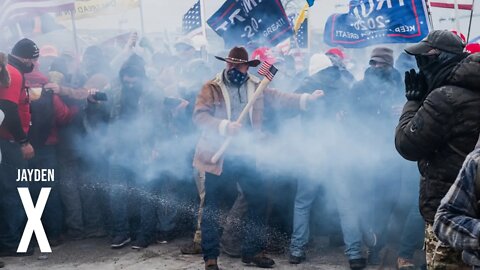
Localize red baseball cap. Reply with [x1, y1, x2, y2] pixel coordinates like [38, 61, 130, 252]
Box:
[465, 43, 480, 54]
[326, 48, 345, 60]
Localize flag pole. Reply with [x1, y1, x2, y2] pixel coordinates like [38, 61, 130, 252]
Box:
[467, 0, 476, 41]
[199, 0, 208, 61]
[70, 11, 79, 57]
[425, 0, 435, 30]
[307, 8, 311, 53]
[454, 0, 461, 31]
[200, 0, 207, 41]
[139, 0, 145, 35]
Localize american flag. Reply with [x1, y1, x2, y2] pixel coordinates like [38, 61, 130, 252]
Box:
[182, 0, 203, 37]
[429, 0, 473, 10]
[0, 0, 75, 29]
[258, 62, 278, 81]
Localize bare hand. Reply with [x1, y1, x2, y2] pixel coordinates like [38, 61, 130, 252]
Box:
[227, 122, 242, 136]
[308, 90, 325, 102]
[44, 83, 60, 94]
[20, 143, 34, 160]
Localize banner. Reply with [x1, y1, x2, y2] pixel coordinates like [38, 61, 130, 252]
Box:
[207, 0, 293, 48]
[57, 0, 140, 20]
[324, 0, 430, 48]
[0, 0, 74, 29]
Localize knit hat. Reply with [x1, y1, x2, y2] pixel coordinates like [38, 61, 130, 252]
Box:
[370, 47, 394, 67]
[11, 38, 39, 59]
[308, 53, 332, 76]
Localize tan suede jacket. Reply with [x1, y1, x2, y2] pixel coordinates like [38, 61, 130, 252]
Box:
[193, 71, 309, 175]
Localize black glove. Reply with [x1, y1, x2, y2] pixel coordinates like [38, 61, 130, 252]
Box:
[405, 69, 428, 101]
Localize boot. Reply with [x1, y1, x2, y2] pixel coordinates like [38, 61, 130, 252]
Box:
[242, 252, 275, 268]
[205, 258, 219, 270]
[181, 241, 202, 255]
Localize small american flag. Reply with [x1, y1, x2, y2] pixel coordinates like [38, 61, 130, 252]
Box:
[258, 62, 278, 81]
[182, 0, 203, 37]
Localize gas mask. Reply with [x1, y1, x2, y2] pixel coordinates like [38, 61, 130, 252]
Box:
[226, 68, 247, 87]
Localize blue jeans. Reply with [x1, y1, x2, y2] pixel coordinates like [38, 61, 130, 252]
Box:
[29, 145, 63, 239]
[334, 176, 371, 260]
[0, 139, 28, 251]
[398, 162, 424, 259]
[289, 178, 322, 257]
[201, 157, 267, 261]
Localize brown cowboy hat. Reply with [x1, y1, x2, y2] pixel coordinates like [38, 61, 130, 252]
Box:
[215, 46, 261, 67]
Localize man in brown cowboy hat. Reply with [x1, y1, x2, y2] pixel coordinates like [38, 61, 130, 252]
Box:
[193, 46, 323, 270]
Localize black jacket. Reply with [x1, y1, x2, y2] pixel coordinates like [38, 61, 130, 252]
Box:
[395, 53, 480, 223]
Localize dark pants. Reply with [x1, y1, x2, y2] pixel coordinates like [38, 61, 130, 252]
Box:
[59, 154, 107, 237]
[201, 158, 267, 261]
[29, 145, 63, 239]
[136, 173, 179, 242]
[0, 139, 28, 251]
[109, 164, 140, 237]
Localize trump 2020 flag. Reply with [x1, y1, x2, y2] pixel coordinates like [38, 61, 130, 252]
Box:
[324, 0, 430, 48]
[207, 0, 293, 48]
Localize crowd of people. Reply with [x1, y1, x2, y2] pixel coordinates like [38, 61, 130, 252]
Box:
[0, 29, 479, 270]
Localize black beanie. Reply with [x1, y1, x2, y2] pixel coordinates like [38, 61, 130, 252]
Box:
[11, 38, 39, 59]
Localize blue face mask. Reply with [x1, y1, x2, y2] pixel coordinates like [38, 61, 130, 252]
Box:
[226, 68, 247, 87]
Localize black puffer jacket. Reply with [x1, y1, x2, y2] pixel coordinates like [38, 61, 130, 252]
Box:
[395, 53, 480, 223]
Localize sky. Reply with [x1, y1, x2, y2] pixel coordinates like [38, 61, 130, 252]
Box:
[70, 0, 480, 42]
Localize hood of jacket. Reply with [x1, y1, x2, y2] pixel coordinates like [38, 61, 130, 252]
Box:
[447, 53, 480, 92]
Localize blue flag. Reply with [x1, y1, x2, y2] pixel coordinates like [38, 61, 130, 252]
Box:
[207, 0, 293, 48]
[306, 0, 315, 7]
[324, 0, 430, 48]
